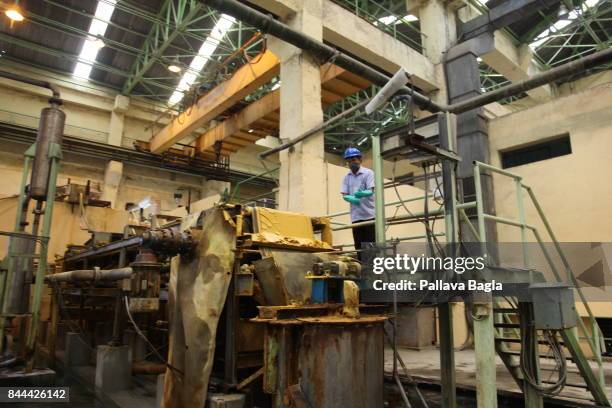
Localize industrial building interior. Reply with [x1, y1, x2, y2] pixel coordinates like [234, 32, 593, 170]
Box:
[0, 0, 611, 407]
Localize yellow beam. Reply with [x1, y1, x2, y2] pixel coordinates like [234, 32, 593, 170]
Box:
[196, 64, 348, 154]
[149, 50, 280, 153]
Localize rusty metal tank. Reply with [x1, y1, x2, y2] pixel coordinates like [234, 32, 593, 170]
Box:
[257, 305, 387, 408]
[30, 106, 65, 200]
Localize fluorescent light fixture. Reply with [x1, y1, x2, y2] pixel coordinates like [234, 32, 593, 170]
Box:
[168, 63, 182, 73]
[270, 81, 281, 91]
[5, 7, 24, 21]
[168, 14, 236, 106]
[73, 0, 116, 79]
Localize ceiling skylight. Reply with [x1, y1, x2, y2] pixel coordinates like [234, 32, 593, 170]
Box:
[529, 0, 602, 49]
[375, 14, 418, 26]
[73, 0, 117, 79]
[168, 14, 236, 106]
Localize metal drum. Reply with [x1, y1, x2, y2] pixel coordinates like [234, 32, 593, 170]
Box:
[30, 107, 65, 200]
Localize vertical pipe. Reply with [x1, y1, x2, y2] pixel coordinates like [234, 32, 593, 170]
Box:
[371, 134, 385, 244]
[26, 145, 61, 369]
[439, 113, 457, 408]
[0, 154, 34, 353]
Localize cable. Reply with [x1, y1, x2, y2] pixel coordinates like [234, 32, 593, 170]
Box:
[383, 326, 429, 408]
[519, 313, 567, 396]
[123, 296, 184, 378]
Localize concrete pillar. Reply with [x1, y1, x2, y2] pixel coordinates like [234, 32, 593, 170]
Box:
[416, 0, 457, 104]
[107, 94, 129, 147]
[100, 160, 123, 208]
[269, 0, 327, 216]
[65, 332, 91, 367]
[95, 345, 131, 393]
[101, 94, 129, 209]
[202, 178, 230, 199]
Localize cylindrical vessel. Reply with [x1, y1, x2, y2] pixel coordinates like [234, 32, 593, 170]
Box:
[297, 321, 385, 408]
[30, 107, 65, 200]
[264, 316, 386, 408]
[5, 236, 35, 315]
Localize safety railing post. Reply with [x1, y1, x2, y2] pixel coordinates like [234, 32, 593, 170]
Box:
[515, 178, 529, 268]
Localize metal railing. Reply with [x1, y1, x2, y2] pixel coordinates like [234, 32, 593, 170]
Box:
[325, 192, 446, 248]
[329, 0, 424, 53]
[468, 160, 606, 388]
[226, 166, 279, 204]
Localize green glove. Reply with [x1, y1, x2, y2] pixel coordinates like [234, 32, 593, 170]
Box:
[355, 189, 373, 198]
[343, 195, 361, 205]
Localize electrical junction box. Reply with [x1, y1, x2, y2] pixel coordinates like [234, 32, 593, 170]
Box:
[529, 283, 577, 330]
[207, 393, 245, 408]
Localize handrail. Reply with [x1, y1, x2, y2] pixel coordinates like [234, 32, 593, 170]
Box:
[326, 196, 427, 219]
[227, 167, 279, 203]
[472, 161, 605, 388]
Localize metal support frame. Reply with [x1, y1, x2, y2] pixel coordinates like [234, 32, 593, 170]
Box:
[0, 141, 62, 371]
[469, 160, 610, 407]
[122, 0, 205, 94]
[372, 134, 385, 245]
[25, 143, 62, 370]
[439, 112, 458, 408]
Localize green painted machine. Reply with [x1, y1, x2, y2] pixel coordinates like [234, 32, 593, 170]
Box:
[0, 72, 65, 373]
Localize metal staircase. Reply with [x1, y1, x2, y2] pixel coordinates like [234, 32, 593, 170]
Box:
[466, 161, 610, 406]
[492, 301, 609, 405]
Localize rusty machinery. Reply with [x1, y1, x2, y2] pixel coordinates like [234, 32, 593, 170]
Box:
[39, 205, 388, 408]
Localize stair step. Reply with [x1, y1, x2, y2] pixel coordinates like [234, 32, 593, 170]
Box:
[494, 323, 520, 328]
[500, 350, 573, 361]
[493, 308, 518, 314]
[495, 337, 565, 346]
[541, 380, 588, 390]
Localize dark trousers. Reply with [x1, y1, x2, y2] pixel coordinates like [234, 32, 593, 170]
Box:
[352, 218, 375, 261]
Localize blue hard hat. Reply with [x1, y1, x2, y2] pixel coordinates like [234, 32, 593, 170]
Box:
[343, 147, 362, 159]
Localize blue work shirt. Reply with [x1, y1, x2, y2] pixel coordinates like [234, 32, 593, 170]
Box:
[341, 166, 376, 222]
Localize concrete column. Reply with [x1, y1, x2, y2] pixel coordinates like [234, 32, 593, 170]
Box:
[101, 94, 129, 209]
[107, 94, 129, 147]
[202, 178, 230, 199]
[101, 160, 123, 209]
[95, 345, 131, 393]
[416, 0, 458, 104]
[269, 0, 327, 216]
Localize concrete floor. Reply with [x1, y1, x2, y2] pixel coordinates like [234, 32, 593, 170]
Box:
[385, 347, 612, 407]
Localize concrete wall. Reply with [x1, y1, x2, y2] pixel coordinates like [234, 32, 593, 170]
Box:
[0, 141, 208, 214]
[488, 82, 612, 328]
[489, 83, 612, 243]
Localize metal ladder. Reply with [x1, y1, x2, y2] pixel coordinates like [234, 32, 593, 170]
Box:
[464, 161, 609, 406]
[493, 300, 609, 405]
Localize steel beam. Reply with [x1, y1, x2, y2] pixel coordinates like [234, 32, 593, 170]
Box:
[460, 0, 560, 42]
[123, 0, 206, 94]
[149, 50, 280, 153]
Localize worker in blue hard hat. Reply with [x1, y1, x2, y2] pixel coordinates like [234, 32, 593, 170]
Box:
[340, 147, 375, 260]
